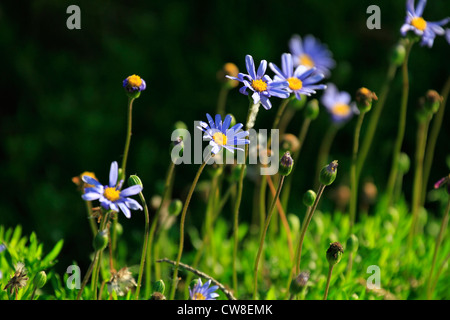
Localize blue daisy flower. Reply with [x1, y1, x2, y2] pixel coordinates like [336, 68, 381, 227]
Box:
[321, 83, 358, 124]
[226, 55, 289, 110]
[197, 113, 250, 155]
[81, 161, 143, 218]
[289, 34, 336, 78]
[400, 0, 450, 48]
[123, 74, 147, 93]
[189, 279, 219, 300]
[269, 53, 327, 101]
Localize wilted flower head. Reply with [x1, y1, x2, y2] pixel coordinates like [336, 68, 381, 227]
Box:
[355, 87, 377, 113]
[226, 54, 289, 110]
[400, 0, 450, 47]
[4, 262, 28, 295]
[434, 174, 450, 194]
[197, 113, 250, 155]
[321, 83, 358, 124]
[269, 53, 327, 101]
[326, 242, 344, 266]
[81, 161, 143, 218]
[189, 279, 219, 300]
[217, 62, 240, 88]
[289, 34, 336, 77]
[107, 267, 137, 296]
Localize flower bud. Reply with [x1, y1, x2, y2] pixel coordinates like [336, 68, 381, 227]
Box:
[168, 199, 183, 216]
[290, 94, 307, 110]
[326, 242, 344, 266]
[423, 90, 442, 114]
[152, 279, 165, 294]
[279, 151, 294, 176]
[389, 43, 406, 66]
[319, 160, 338, 186]
[174, 121, 188, 131]
[397, 152, 410, 174]
[173, 136, 184, 158]
[33, 271, 47, 289]
[290, 271, 310, 295]
[303, 189, 317, 207]
[355, 87, 377, 113]
[128, 175, 143, 189]
[217, 63, 239, 89]
[346, 234, 359, 253]
[123, 74, 146, 99]
[150, 292, 166, 300]
[280, 134, 300, 154]
[434, 174, 450, 195]
[93, 229, 109, 251]
[304, 99, 319, 120]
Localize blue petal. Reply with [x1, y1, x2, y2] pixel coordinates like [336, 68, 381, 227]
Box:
[256, 59, 267, 79]
[222, 114, 232, 131]
[281, 53, 293, 78]
[206, 113, 216, 129]
[215, 114, 222, 131]
[118, 202, 131, 218]
[82, 192, 101, 201]
[245, 55, 256, 80]
[120, 185, 142, 197]
[82, 175, 102, 188]
[109, 161, 119, 188]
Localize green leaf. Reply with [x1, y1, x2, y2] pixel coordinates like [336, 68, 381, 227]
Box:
[41, 239, 64, 266]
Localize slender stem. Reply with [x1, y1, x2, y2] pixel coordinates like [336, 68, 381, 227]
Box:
[135, 192, 150, 299]
[216, 85, 230, 115]
[76, 251, 99, 300]
[169, 158, 210, 300]
[120, 97, 135, 181]
[426, 197, 450, 299]
[422, 76, 450, 206]
[85, 200, 97, 236]
[253, 176, 285, 300]
[323, 264, 334, 300]
[91, 212, 110, 300]
[314, 125, 338, 189]
[430, 251, 450, 297]
[30, 287, 37, 300]
[410, 118, 430, 242]
[145, 161, 176, 297]
[270, 98, 291, 143]
[356, 62, 398, 180]
[385, 41, 414, 207]
[349, 112, 366, 233]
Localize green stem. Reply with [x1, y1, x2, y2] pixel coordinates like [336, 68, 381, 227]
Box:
[92, 212, 110, 300]
[385, 41, 414, 207]
[356, 62, 398, 180]
[145, 162, 176, 298]
[421, 76, 450, 206]
[77, 251, 99, 300]
[253, 175, 285, 300]
[169, 158, 210, 300]
[216, 85, 230, 115]
[120, 97, 135, 181]
[323, 264, 334, 300]
[135, 192, 150, 300]
[426, 196, 450, 299]
[430, 251, 450, 298]
[85, 200, 97, 236]
[349, 112, 366, 233]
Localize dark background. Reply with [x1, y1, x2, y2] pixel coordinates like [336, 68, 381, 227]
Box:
[0, 0, 449, 274]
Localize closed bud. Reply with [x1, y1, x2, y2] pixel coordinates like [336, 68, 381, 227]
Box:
[326, 242, 344, 266]
[128, 175, 143, 189]
[150, 292, 166, 300]
[303, 189, 317, 207]
[279, 151, 294, 176]
[390, 43, 406, 66]
[33, 271, 47, 289]
[355, 87, 377, 113]
[304, 99, 319, 120]
[93, 229, 109, 251]
[152, 279, 165, 294]
[168, 199, 183, 216]
[174, 121, 188, 131]
[346, 234, 359, 253]
[290, 271, 310, 295]
[290, 94, 307, 110]
[319, 160, 338, 186]
[397, 152, 410, 174]
[423, 90, 442, 114]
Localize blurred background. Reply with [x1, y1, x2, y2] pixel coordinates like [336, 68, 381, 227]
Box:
[0, 0, 449, 275]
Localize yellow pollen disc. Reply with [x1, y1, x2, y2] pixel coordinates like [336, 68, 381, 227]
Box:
[251, 79, 268, 92]
[299, 54, 315, 68]
[411, 17, 427, 31]
[193, 293, 206, 300]
[332, 103, 351, 116]
[127, 74, 143, 87]
[213, 132, 227, 146]
[104, 187, 121, 202]
[287, 77, 303, 91]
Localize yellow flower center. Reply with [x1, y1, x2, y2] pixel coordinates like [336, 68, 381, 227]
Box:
[127, 75, 143, 87]
[299, 54, 315, 68]
[287, 77, 303, 91]
[213, 132, 227, 146]
[251, 79, 268, 92]
[332, 103, 351, 116]
[104, 187, 121, 202]
[411, 17, 427, 31]
[193, 293, 206, 300]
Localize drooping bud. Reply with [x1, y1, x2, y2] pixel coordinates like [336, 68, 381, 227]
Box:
[346, 234, 359, 253]
[355, 87, 377, 113]
[326, 242, 344, 266]
[303, 189, 317, 207]
[153, 279, 165, 295]
[304, 99, 320, 120]
[128, 175, 143, 189]
[93, 229, 109, 251]
[279, 151, 294, 176]
[319, 160, 338, 186]
[168, 199, 183, 216]
[33, 271, 47, 289]
[290, 271, 310, 295]
[389, 43, 406, 66]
